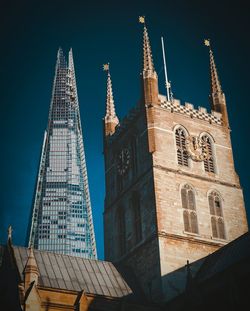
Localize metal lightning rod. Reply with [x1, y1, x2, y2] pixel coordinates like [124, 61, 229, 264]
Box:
[161, 36, 170, 102]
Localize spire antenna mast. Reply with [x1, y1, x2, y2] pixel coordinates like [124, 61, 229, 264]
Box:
[161, 36, 171, 102]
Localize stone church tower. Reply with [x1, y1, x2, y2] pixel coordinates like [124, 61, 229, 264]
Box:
[103, 23, 248, 302]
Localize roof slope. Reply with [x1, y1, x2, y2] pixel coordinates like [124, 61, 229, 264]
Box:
[195, 231, 250, 282]
[13, 246, 132, 298]
[0, 245, 4, 267]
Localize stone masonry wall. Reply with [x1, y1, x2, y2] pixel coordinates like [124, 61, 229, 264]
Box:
[104, 110, 164, 300]
[104, 94, 248, 303]
[145, 99, 248, 301]
[120, 237, 162, 302]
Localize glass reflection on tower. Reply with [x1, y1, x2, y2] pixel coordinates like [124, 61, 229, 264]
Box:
[27, 48, 97, 259]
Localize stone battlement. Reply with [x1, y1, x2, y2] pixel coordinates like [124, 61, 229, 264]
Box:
[108, 95, 223, 144]
[158, 94, 223, 125]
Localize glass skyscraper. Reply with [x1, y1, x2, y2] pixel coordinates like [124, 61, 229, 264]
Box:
[27, 48, 97, 259]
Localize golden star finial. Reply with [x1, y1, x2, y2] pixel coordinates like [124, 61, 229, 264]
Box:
[204, 39, 210, 47]
[139, 16, 145, 24]
[103, 63, 109, 71]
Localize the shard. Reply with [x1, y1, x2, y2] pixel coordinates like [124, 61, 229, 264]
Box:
[27, 48, 97, 259]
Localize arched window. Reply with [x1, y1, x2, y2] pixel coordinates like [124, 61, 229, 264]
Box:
[131, 136, 138, 176]
[175, 128, 189, 167]
[116, 207, 126, 256]
[181, 185, 198, 233]
[208, 191, 225, 239]
[131, 192, 142, 245]
[201, 135, 215, 173]
[116, 150, 123, 192]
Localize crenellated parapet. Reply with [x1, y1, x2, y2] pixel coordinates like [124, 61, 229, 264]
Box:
[106, 92, 223, 145]
[158, 94, 223, 125]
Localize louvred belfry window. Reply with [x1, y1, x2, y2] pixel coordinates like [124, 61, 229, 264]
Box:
[208, 191, 226, 239]
[175, 128, 189, 167]
[202, 135, 215, 173]
[181, 185, 198, 234]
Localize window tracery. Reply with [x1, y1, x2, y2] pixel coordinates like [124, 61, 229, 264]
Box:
[201, 135, 215, 173]
[181, 184, 198, 233]
[175, 128, 189, 167]
[208, 191, 225, 239]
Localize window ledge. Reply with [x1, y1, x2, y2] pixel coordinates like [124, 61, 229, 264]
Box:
[182, 231, 227, 245]
[211, 236, 227, 242]
[183, 230, 199, 237]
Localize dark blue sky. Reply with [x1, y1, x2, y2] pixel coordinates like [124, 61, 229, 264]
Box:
[1, 0, 249, 259]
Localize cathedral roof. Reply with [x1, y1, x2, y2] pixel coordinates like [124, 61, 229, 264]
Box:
[195, 231, 250, 283]
[12, 246, 132, 298]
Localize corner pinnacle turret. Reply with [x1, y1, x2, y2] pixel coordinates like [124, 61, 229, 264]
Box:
[24, 247, 39, 290]
[205, 39, 229, 127]
[103, 64, 119, 136]
[139, 16, 159, 106]
[143, 23, 155, 74]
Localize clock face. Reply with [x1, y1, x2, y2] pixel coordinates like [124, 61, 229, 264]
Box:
[186, 135, 208, 162]
[117, 148, 130, 175]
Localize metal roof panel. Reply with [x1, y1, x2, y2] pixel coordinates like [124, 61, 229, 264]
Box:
[12, 246, 132, 298]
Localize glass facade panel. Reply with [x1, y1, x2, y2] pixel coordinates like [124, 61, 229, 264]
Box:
[27, 48, 97, 259]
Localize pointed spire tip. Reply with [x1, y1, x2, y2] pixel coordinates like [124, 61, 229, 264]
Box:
[142, 20, 155, 74]
[208, 41, 223, 95]
[104, 67, 119, 132]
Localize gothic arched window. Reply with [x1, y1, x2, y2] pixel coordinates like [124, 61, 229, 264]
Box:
[201, 135, 215, 173]
[208, 191, 226, 239]
[131, 136, 138, 176]
[116, 207, 126, 256]
[181, 185, 198, 233]
[175, 128, 189, 167]
[131, 192, 142, 245]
